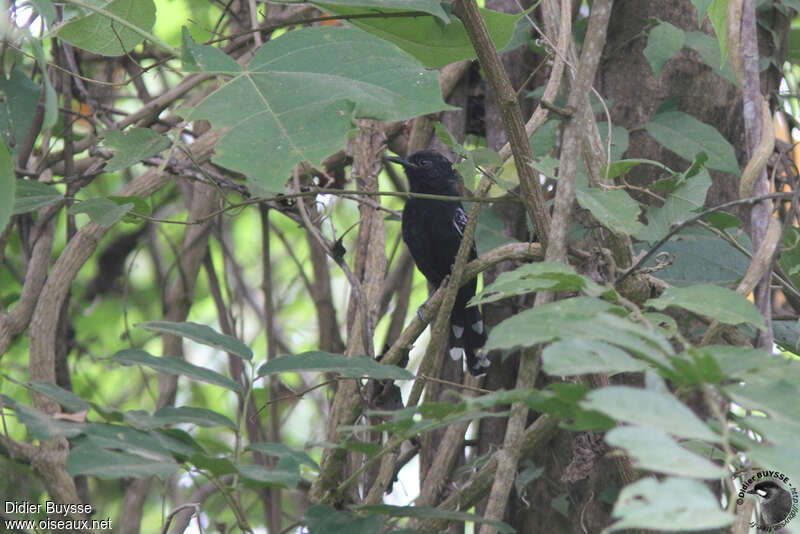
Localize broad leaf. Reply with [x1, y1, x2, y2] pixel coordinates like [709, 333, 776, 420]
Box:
[188, 27, 452, 192]
[27, 381, 90, 412]
[646, 284, 765, 329]
[67, 445, 177, 479]
[319, 4, 521, 68]
[137, 320, 253, 360]
[635, 169, 711, 243]
[645, 111, 739, 175]
[644, 21, 685, 79]
[258, 351, 412, 380]
[68, 197, 134, 227]
[304, 504, 385, 534]
[0, 67, 40, 158]
[583, 387, 719, 441]
[315, 0, 450, 21]
[113, 349, 244, 393]
[1, 395, 84, 439]
[237, 460, 301, 488]
[542, 339, 647, 376]
[103, 128, 172, 172]
[154, 406, 237, 430]
[605, 426, 726, 479]
[576, 187, 644, 236]
[607, 477, 734, 531]
[57, 0, 157, 56]
[0, 142, 13, 232]
[248, 442, 320, 470]
[180, 26, 241, 73]
[359, 505, 515, 533]
[13, 179, 62, 213]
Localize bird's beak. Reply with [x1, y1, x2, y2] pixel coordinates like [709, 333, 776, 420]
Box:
[385, 155, 417, 169]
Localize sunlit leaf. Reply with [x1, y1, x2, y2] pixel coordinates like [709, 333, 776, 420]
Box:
[57, 0, 157, 56]
[646, 284, 765, 329]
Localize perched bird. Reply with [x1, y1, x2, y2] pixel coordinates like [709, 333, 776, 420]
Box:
[748, 480, 793, 527]
[386, 150, 489, 376]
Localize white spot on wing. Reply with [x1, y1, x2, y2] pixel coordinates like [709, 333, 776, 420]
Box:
[472, 320, 484, 334]
[449, 347, 464, 360]
[452, 324, 464, 338]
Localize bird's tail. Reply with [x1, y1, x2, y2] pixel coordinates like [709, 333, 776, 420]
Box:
[450, 303, 489, 377]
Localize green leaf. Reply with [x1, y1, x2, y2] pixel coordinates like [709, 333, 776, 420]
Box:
[475, 207, 516, 256]
[189, 453, 237, 476]
[685, 31, 737, 85]
[304, 504, 385, 534]
[315, 0, 450, 22]
[471, 262, 607, 306]
[102, 128, 172, 172]
[358, 505, 516, 533]
[602, 158, 672, 180]
[13, 179, 62, 213]
[634, 169, 711, 243]
[576, 187, 644, 235]
[691, 0, 712, 27]
[247, 442, 320, 470]
[27, 381, 90, 412]
[542, 339, 647, 376]
[258, 351, 413, 380]
[645, 111, 739, 175]
[747, 445, 800, 483]
[706, 0, 728, 64]
[583, 386, 719, 441]
[154, 406, 237, 430]
[137, 320, 253, 360]
[0, 67, 40, 158]
[319, 5, 521, 68]
[0, 395, 84, 439]
[188, 27, 453, 192]
[644, 21, 685, 79]
[0, 142, 13, 232]
[30, 0, 56, 26]
[112, 349, 244, 393]
[68, 197, 134, 227]
[237, 461, 300, 488]
[30, 39, 57, 129]
[605, 426, 726, 479]
[646, 284, 765, 329]
[57, 0, 157, 56]
[67, 444, 178, 479]
[181, 27, 242, 73]
[608, 477, 734, 531]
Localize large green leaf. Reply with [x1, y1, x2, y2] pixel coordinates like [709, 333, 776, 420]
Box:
[646, 284, 765, 330]
[258, 351, 412, 380]
[0, 395, 84, 439]
[137, 321, 252, 360]
[645, 111, 739, 175]
[248, 442, 320, 470]
[102, 128, 172, 172]
[67, 444, 178, 479]
[112, 349, 244, 393]
[583, 387, 719, 442]
[0, 142, 13, 233]
[318, 4, 521, 68]
[605, 426, 726, 479]
[237, 460, 301, 488]
[576, 187, 644, 236]
[57, 0, 157, 56]
[608, 477, 734, 532]
[0, 67, 40, 158]
[154, 406, 237, 430]
[644, 21, 685, 79]
[187, 27, 452, 192]
[316, 0, 450, 21]
[68, 197, 134, 227]
[13, 179, 62, 213]
[635, 169, 711, 243]
[542, 339, 647, 376]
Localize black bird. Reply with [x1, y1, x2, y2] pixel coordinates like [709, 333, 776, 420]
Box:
[386, 150, 489, 376]
[748, 480, 793, 527]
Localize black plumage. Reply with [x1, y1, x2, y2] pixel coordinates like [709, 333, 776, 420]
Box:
[386, 150, 489, 376]
[748, 480, 793, 527]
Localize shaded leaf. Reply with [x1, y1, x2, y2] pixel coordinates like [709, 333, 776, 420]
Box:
[304, 504, 385, 534]
[576, 187, 644, 235]
[237, 461, 300, 488]
[0, 142, 13, 232]
[359, 505, 515, 533]
[1, 395, 84, 439]
[645, 111, 739, 175]
[181, 27, 241, 73]
[542, 339, 647, 376]
[57, 0, 156, 56]
[68, 197, 134, 227]
[258, 351, 412, 380]
[607, 477, 734, 532]
[103, 128, 172, 172]
[646, 284, 765, 329]
[0, 67, 40, 158]
[27, 381, 90, 412]
[67, 445, 177, 479]
[634, 169, 711, 243]
[605, 426, 726, 479]
[188, 27, 452, 192]
[644, 21, 685, 79]
[113, 349, 244, 393]
[138, 320, 252, 360]
[247, 442, 320, 470]
[13, 179, 62, 213]
[154, 406, 237, 430]
[583, 387, 719, 441]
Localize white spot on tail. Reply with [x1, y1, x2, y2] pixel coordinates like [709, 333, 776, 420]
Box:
[449, 347, 464, 360]
[452, 324, 464, 338]
[472, 320, 484, 334]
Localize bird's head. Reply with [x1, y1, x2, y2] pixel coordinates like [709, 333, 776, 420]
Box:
[386, 150, 460, 194]
[748, 481, 787, 501]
